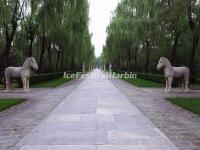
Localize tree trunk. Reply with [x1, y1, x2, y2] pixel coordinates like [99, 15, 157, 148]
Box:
[3, 37, 12, 68]
[71, 52, 75, 70]
[56, 51, 61, 72]
[145, 40, 150, 73]
[3, 23, 18, 69]
[186, 0, 198, 76]
[127, 48, 131, 71]
[27, 26, 36, 57]
[189, 33, 199, 74]
[60, 50, 64, 71]
[3, 1, 20, 69]
[134, 48, 138, 72]
[28, 40, 33, 57]
[47, 41, 52, 71]
[171, 32, 181, 65]
[39, 35, 46, 73]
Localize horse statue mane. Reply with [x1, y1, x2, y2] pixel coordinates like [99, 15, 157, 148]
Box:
[157, 57, 190, 93]
[22, 57, 38, 70]
[5, 57, 38, 92]
[160, 57, 172, 67]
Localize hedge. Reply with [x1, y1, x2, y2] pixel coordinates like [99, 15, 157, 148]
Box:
[114, 70, 180, 87]
[0, 70, 80, 87]
[0, 73, 3, 85]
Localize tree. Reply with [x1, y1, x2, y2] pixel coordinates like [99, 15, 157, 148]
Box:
[1, 0, 26, 68]
[186, 0, 200, 74]
[0, 0, 95, 74]
[102, 0, 200, 76]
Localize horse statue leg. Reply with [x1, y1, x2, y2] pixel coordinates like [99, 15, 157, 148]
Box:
[182, 78, 185, 91]
[165, 78, 169, 92]
[5, 77, 11, 92]
[184, 76, 189, 92]
[10, 78, 13, 90]
[22, 77, 29, 92]
[26, 78, 30, 92]
[167, 77, 173, 92]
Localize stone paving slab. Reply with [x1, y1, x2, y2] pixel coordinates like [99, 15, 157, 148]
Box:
[141, 88, 200, 98]
[20, 145, 95, 150]
[16, 69, 177, 150]
[0, 79, 83, 150]
[19, 145, 174, 150]
[111, 78, 200, 149]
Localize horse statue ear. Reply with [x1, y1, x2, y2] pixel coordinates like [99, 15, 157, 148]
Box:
[31, 57, 35, 62]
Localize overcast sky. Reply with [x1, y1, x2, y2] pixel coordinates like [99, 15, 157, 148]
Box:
[89, 0, 120, 57]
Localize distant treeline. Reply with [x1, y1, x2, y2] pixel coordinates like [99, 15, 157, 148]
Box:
[101, 0, 200, 76]
[0, 0, 95, 74]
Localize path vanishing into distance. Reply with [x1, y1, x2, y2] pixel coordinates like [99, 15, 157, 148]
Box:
[16, 69, 177, 150]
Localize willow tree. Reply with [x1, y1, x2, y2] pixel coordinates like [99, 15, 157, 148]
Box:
[102, 0, 200, 75]
[1, 0, 26, 68]
[23, 0, 39, 57]
[186, 0, 200, 74]
[0, 0, 95, 74]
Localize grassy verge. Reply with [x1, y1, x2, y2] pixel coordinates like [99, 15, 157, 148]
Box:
[31, 77, 74, 88]
[0, 77, 75, 89]
[0, 98, 26, 112]
[190, 83, 200, 89]
[123, 77, 164, 87]
[167, 98, 200, 115]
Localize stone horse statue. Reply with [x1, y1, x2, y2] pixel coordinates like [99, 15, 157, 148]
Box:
[109, 62, 112, 73]
[157, 57, 190, 92]
[82, 63, 85, 73]
[5, 57, 38, 92]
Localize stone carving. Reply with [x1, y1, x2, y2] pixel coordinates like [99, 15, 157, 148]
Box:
[157, 57, 190, 92]
[109, 62, 112, 73]
[5, 57, 38, 92]
[82, 63, 85, 73]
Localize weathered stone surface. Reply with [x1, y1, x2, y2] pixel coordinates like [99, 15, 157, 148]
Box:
[20, 145, 95, 150]
[16, 69, 177, 150]
[112, 78, 200, 149]
[0, 79, 83, 150]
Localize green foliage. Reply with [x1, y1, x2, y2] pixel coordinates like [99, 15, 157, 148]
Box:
[30, 72, 70, 84]
[101, 0, 200, 75]
[123, 77, 164, 87]
[0, 0, 95, 73]
[14, 71, 78, 87]
[137, 73, 165, 84]
[0, 98, 26, 112]
[167, 98, 200, 115]
[31, 77, 73, 88]
[114, 69, 180, 87]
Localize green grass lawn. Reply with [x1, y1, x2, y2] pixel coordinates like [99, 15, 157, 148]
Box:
[0, 77, 74, 89]
[31, 77, 74, 88]
[0, 84, 3, 89]
[0, 98, 26, 112]
[123, 77, 164, 87]
[167, 98, 200, 115]
[190, 83, 200, 89]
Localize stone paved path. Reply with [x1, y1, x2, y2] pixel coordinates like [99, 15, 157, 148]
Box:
[111, 79, 200, 150]
[16, 69, 177, 150]
[0, 79, 83, 150]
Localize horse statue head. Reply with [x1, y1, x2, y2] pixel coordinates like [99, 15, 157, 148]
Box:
[23, 57, 38, 71]
[157, 57, 172, 70]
